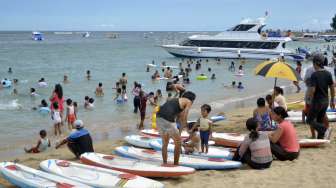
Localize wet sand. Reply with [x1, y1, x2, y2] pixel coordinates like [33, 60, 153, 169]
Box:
[1, 92, 336, 188]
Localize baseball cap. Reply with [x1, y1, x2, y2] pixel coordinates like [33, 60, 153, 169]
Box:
[74, 120, 84, 129]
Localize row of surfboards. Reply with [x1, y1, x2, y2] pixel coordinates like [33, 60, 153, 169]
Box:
[1, 128, 330, 188]
[138, 129, 331, 149]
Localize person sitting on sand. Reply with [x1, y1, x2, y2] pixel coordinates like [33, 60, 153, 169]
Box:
[253, 98, 275, 131]
[55, 120, 94, 159]
[183, 126, 200, 154]
[95, 82, 104, 96]
[24, 130, 50, 153]
[269, 106, 300, 161]
[157, 91, 196, 165]
[274, 87, 287, 111]
[233, 118, 272, 169]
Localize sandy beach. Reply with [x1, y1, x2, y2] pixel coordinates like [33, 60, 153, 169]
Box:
[1, 92, 336, 188]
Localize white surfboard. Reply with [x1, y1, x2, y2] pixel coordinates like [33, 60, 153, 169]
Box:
[299, 139, 330, 148]
[0, 162, 90, 188]
[211, 132, 245, 148]
[80, 152, 195, 178]
[40, 159, 164, 188]
[141, 129, 190, 138]
[149, 139, 233, 159]
[124, 135, 159, 149]
[115, 146, 242, 170]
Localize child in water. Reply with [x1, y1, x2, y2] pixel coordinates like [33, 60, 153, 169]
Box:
[65, 98, 76, 130]
[73, 102, 78, 119]
[88, 98, 95, 109]
[95, 82, 104, 96]
[84, 96, 90, 108]
[238, 82, 244, 89]
[86, 70, 91, 80]
[183, 126, 200, 154]
[24, 130, 50, 153]
[30, 88, 39, 97]
[238, 65, 244, 75]
[211, 73, 216, 80]
[196, 104, 212, 153]
[51, 102, 62, 136]
[114, 88, 124, 104]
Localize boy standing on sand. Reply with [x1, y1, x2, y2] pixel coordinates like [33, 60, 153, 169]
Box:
[196, 104, 212, 154]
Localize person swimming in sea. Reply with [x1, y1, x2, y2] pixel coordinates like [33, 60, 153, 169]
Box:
[211, 73, 216, 80]
[238, 82, 244, 89]
[229, 61, 235, 72]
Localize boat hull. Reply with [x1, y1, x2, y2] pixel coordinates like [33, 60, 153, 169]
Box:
[161, 45, 304, 61]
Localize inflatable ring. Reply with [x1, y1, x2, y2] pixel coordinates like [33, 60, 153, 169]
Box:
[38, 107, 51, 115]
[196, 75, 208, 80]
[1, 80, 12, 88]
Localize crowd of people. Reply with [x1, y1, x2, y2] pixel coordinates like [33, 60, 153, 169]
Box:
[2, 51, 334, 170]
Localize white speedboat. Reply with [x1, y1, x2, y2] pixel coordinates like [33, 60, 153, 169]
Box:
[82, 32, 90, 38]
[32, 31, 43, 41]
[161, 17, 304, 61]
[293, 33, 327, 43]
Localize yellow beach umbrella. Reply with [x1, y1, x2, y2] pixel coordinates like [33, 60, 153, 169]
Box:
[255, 60, 302, 87]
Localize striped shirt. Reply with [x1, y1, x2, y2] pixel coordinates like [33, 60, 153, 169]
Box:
[239, 132, 273, 164]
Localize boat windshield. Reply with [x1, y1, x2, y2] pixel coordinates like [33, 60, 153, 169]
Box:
[180, 40, 280, 49]
[229, 24, 256, 31]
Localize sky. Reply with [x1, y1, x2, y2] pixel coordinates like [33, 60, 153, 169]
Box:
[0, 0, 335, 31]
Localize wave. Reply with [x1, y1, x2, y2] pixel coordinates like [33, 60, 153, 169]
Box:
[0, 99, 23, 111]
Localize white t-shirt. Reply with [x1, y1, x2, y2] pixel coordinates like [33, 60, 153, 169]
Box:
[275, 95, 287, 111]
[52, 110, 61, 124]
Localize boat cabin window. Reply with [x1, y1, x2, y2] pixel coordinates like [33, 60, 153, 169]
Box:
[181, 40, 280, 49]
[282, 43, 286, 48]
[231, 24, 256, 31]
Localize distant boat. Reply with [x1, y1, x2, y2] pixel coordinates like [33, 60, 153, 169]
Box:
[106, 33, 118, 39]
[54, 31, 73, 35]
[293, 33, 327, 43]
[82, 32, 90, 38]
[32, 32, 44, 41]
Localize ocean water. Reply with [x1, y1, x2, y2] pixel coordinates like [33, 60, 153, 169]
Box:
[0, 31, 334, 158]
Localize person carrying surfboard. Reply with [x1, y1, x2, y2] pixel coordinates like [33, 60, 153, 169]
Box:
[156, 91, 196, 165]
